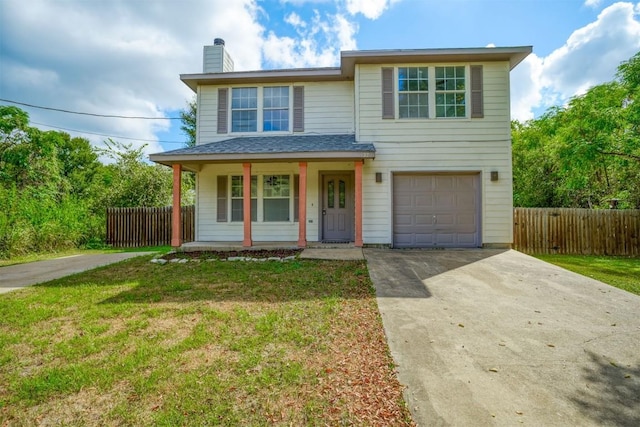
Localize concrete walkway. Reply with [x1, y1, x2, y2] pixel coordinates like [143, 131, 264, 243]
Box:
[365, 249, 640, 427]
[0, 252, 155, 294]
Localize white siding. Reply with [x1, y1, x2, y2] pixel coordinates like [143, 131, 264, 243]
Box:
[196, 81, 354, 144]
[361, 141, 512, 245]
[191, 59, 514, 246]
[355, 61, 513, 246]
[356, 62, 511, 142]
[196, 161, 355, 242]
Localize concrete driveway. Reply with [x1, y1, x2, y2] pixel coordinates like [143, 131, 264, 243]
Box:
[0, 252, 155, 294]
[365, 249, 640, 427]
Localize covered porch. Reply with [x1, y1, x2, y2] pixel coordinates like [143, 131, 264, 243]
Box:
[149, 134, 375, 249]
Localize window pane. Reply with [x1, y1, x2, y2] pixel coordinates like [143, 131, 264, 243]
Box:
[398, 67, 408, 80]
[231, 176, 243, 198]
[339, 180, 346, 208]
[231, 199, 243, 222]
[263, 86, 289, 132]
[264, 199, 289, 221]
[263, 175, 290, 198]
[456, 105, 466, 117]
[251, 175, 257, 198]
[232, 110, 257, 132]
[263, 109, 289, 132]
[436, 105, 445, 117]
[328, 180, 335, 208]
[231, 87, 257, 109]
[251, 198, 257, 222]
[435, 78, 445, 91]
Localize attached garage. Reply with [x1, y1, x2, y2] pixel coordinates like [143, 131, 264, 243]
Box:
[393, 173, 480, 248]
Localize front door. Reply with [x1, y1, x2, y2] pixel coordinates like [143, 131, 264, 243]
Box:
[322, 174, 354, 242]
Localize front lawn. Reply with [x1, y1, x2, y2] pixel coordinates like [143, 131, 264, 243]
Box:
[0, 255, 413, 426]
[534, 254, 640, 296]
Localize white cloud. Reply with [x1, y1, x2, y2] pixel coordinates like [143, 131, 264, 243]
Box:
[262, 11, 357, 68]
[0, 0, 265, 155]
[344, 0, 400, 19]
[511, 55, 544, 122]
[511, 1, 640, 120]
[285, 12, 306, 28]
[584, 0, 603, 8]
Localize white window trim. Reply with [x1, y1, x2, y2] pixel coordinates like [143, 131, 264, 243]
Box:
[229, 85, 293, 135]
[227, 173, 295, 223]
[395, 65, 471, 120]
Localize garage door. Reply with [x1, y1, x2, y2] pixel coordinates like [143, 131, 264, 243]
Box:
[393, 173, 480, 248]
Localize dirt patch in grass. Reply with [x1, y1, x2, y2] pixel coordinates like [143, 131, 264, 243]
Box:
[162, 249, 302, 261]
[0, 257, 414, 426]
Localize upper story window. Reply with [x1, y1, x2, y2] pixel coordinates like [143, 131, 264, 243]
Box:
[435, 66, 466, 118]
[385, 65, 483, 120]
[231, 87, 258, 132]
[398, 67, 428, 119]
[263, 87, 289, 131]
[218, 86, 304, 134]
[230, 86, 290, 133]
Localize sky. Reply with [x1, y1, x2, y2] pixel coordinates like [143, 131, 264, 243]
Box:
[1, 0, 639, 158]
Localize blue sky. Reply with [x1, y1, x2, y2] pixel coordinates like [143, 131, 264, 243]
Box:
[1, 0, 639, 156]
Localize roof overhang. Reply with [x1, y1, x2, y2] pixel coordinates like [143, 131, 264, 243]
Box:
[150, 150, 376, 171]
[180, 68, 345, 92]
[180, 45, 532, 91]
[340, 46, 532, 76]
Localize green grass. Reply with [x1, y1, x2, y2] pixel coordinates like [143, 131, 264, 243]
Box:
[534, 254, 640, 295]
[0, 245, 171, 267]
[0, 256, 412, 426]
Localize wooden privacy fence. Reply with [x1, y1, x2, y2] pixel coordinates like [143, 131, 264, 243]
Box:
[106, 206, 195, 247]
[513, 208, 640, 256]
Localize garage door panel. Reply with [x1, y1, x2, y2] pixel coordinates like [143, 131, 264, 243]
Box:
[393, 173, 480, 248]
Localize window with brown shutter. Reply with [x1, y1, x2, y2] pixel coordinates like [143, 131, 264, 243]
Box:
[382, 67, 395, 119]
[293, 86, 304, 132]
[470, 65, 484, 118]
[217, 88, 228, 133]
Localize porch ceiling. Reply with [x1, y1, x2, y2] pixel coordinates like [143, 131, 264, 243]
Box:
[149, 134, 376, 169]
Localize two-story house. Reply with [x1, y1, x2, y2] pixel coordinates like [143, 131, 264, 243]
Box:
[150, 39, 531, 249]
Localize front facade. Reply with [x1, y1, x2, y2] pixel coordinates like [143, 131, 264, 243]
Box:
[151, 40, 531, 248]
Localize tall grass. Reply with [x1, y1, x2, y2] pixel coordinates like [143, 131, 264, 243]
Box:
[0, 186, 103, 259]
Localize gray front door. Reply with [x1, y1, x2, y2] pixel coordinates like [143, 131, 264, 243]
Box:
[322, 174, 353, 242]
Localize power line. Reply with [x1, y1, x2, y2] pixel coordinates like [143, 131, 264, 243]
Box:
[0, 98, 182, 120]
[31, 121, 188, 144]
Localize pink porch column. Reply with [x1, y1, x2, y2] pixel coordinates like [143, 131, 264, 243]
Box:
[171, 164, 182, 248]
[242, 162, 252, 247]
[297, 162, 308, 248]
[354, 160, 363, 247]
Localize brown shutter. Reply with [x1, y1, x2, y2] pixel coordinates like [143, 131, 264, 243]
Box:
[293, 86, 304, 132]
[382, 67, 394, 119]
[217, 176, 228, 222]
[470, 65, 484, 118]
[293, 174, 299, 222]
[217, 88, 228, 133]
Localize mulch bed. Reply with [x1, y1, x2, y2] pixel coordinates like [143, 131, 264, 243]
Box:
[162, 249, 303, 261]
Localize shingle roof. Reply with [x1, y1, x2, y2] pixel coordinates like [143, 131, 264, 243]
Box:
[149, 134, 376, 167]
[153, 134, 375, 156]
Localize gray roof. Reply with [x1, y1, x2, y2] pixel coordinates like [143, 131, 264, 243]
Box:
[149, 134, 376, 166]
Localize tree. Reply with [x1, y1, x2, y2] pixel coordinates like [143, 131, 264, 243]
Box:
[180, 97, 197, 147]
[512, 51, 640, 208]
[94, 139, 174, 208]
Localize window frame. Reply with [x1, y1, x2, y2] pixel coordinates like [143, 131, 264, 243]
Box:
[231, 87, 258, 132]
[226, 173, 295, 223]
[394, 65, 471, 120]
[228, 86, 292, 134]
